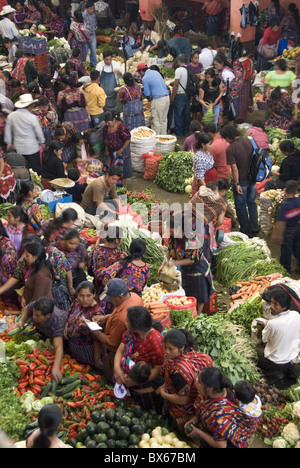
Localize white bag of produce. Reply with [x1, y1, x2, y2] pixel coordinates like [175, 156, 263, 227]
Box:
[150, 283, 185, 301]
[55, 202, 85, 228]
[155, 135, 177, 153]
[219, 231, 249, 249]
[130, 127, 156, 173]
[259, 192, 274, 235]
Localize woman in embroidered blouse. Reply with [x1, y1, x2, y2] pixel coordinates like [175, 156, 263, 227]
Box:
[192, 132, 217, 197]
[89, 225, 125, 289]
[13, 234, 73, 312]
[100, 238, 149, 298]
[64, 281, 104, 368]
[32, 96, 58, 146]
[0, 219, 18, 288]
[42, 208, 78, 245]
[44, 6, 65, 39]
[159, 212, 215, 315]
[67, 9, 90, 63]
[16, 181, 46, 233]
[0, 240, 53, 308]
[24, 0, 42, 27]
[55, 228, 88, 293]
[102, 111, 132, 182]
[5, 205, 33, 255]
[159, 329, 213, 435]
[57, 74, 89, 133]
[117, 72, 145, 131]
[185, 367, 259, 448]
[114, 306, 165, 412]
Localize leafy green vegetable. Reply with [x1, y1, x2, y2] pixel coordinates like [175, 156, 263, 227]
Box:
[5, 340, 37, 358]
[215, 243, 267, 287]
[155, 151, 194, 193]
[180, 314, 260, 384]
[0, 389, 30, 440]
[226, 293, 263, 332]
[170, 308, 194, 327]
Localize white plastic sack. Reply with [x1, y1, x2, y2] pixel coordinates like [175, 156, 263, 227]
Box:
[130, 127, 156, 172]
[155, 135, 177, 153]
[219, 231, 249, 249]
[55, 202, 86, 228]
[259, 193, 273, 235]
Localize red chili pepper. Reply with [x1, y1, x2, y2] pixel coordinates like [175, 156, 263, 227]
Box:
[29, 363, 37, 371]
[104, 402, 116, 409]
[89, 396, 97, 405]
[32, 384, 42, 393]
[16, 359, 30, 366]
[67, 431, 78, 441]
[69, 423, 80, 431]
[67, 402, 77, 409]
[33, 369, 46, 377]
[19, 365, 29, 378]
[18, 381, 29, 388]
[34, 377, 45, 386]
[75, 401, 85, 408]
[85, 408, 91, 420]
[19, 376, 29, 384]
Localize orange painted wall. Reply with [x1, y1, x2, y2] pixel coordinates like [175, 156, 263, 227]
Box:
[230, 0, 292, 42]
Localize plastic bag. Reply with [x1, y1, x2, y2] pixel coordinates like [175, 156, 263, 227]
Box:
[140, 151, 164, 180]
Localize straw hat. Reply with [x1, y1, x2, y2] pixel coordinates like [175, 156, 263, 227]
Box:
[15, 94, 38, 109]
[0, 5, 16, 15]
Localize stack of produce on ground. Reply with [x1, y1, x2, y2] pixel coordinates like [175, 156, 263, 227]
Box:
[214, 240, 287, 288]
[229, 274, 283, 307]
[178, 313, 261, 385]
[155, 151, 194, 193]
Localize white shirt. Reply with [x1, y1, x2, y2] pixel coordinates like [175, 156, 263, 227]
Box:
[262, 310, 300, 365]
[0, 17, 19, 40]
[96, 60, 123, 77]
[198, 47, 217, 70]
[4, 108, 45, 155]
[175, 66, 188, 94]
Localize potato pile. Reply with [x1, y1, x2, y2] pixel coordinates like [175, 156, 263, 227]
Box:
[133, 128, 154, 138]
[142, 288, 163, 304]
[165, 297, 194, 307]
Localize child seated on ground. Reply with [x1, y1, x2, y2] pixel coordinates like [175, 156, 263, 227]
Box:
[234, 380, 262, 419]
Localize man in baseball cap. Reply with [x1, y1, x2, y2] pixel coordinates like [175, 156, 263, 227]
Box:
[136, 60, 170, 135]
[135, 62, 148, 73]
[91, 278, 143, 382]
[100, 278, 128, 302]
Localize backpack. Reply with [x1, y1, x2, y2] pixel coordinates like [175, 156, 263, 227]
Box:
[180, 66, 200, 97]
[248, 136, 273, 184]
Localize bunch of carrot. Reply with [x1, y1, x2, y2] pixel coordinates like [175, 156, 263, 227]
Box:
[144, 301, 170, 322]
[230, 275, 282, 306]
